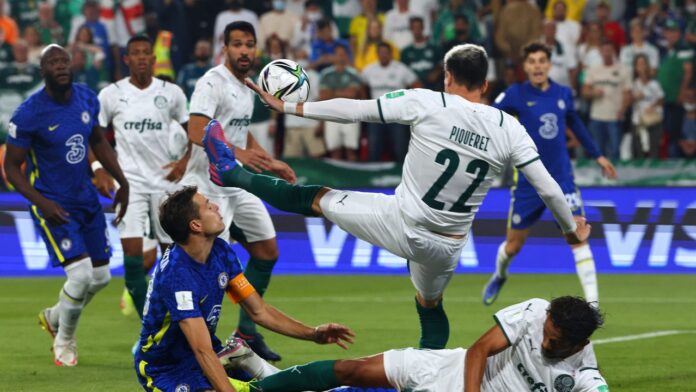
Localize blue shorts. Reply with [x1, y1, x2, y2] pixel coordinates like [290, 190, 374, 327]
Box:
[135, 358, 212, 392]
[508, 179, 584, 230]
[29, 200, 111, 267]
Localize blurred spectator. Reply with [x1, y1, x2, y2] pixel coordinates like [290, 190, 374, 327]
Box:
[69, 1, 112, 77]
[596, 1, 625, 52]
[152, 0, 192, 74]
[177, 39, 212, 100]
[331, 0, 361, 37]
[290, 0, 338, 56]
[582, 0, 625, 24]
[620, 18, 659, 76]
[53, 0, 82, 44]
[259, 0, 299, 47]
[495, 0, 542, 64]
[582, 40, 632, 160]
[362, 42, 420, 163]
[409, 0, 438, 31]
[577, 21, 603, 71]
[354, 18, 398, 71]
[685, 0, 696, 47]
[680, 85, 696, 158]
[551, 0, 581, 57]
[249, 53, 277, 157]
[37, 2, 65, 46]
[644, 0, 681, 55]
[486, 61, 517, 104]
[310, 18, 350, 72]
[349, 0, 384, 59]
[0, 0, 18, 45]
[0, 26, 12, 68]
[264, 34, 287, 62]
[0, 40, 41, 91]
[284, 48, 325, 158]
[73, 25, 106, 71]
[23, 25, 44, 65]
[442, 14, 480, 55]
[182, 0, 224, 47]
[401, 16, 441, 91]
[657, 19, 693, 157]
[70, 45, 100, 92]
[319, 43, 363, 160]
[7, 0, 38, 31]
[631, 54, 664, 159]
[101, 0, 146, 79]
[384, 0, 418, 50]
[540, 19, 577, 90]
[544, 0, 586, 22]
[213, 0, 259, 64]
[432, 0, 481, 46]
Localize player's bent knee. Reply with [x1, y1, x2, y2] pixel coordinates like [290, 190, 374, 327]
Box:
[91, 265, 111, 290]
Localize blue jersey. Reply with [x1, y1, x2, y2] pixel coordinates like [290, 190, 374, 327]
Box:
[7, 84, 100, 206]
[493, 80, 600, 188]
[137, 238, 244, 369]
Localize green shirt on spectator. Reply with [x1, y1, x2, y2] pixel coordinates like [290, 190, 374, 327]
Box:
[401, 42, 440, 90]
[9, 0, 39, 31]
[319, 65, 362, 91]
[657, 41, 694, 103]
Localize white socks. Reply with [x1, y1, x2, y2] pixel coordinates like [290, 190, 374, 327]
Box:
[240, 350, 281, 379]
[55, 258, 93, 344]
[494, 242, 514, 279]
[573, 244, 599, 304]
[83, 265, 111, 306]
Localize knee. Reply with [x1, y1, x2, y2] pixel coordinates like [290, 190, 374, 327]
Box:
[416, 292, 442, 308]
[91, 266, 111, 290]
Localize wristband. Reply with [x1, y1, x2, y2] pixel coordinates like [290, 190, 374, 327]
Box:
[91, 160, 103, 172]
[284, 102, 297, 115]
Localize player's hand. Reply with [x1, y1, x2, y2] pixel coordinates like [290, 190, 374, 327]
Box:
[112, 184, 129, 225]
[37, 198, 70, 226]
[312, 323, 355, 350]
[564, 216, 591, 245]
[244, 78, 286, 113]
[596, 156, 617, 179]
[236, 148, 273, 173]
[270, 159, 297, 184]
[94, 168, 116, 198]
[163, 158, 188, 183]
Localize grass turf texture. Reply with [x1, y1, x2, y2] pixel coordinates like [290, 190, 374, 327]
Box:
[1, 274, 695, 391]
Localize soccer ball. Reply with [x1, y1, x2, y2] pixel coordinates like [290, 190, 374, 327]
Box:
[259, 59, 310, 103]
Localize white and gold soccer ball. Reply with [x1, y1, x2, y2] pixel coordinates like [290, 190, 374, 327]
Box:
[259, 59, 311, 103]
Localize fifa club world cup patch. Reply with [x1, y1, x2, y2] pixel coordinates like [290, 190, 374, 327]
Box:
[554, 374, 575, 392]
[218, 272, 229, 289]
[175, 291, 194, 311]
[385, 90, 405, 99]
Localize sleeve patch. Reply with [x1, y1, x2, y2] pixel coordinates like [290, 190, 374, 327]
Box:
[175, 291, 194, 310]
[385, 90, 405, 99]
[8, 122, 17, 139]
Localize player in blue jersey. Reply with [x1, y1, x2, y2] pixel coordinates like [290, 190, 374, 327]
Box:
[3, 45, 129, 367]
[483, 42, 617, 306]
[135, 186, 354, 392]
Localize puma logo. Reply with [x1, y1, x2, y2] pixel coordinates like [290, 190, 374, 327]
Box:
[337, 194, 348, 205]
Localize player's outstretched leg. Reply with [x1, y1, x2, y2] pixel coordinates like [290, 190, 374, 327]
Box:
[572, 243, 599, 304]
[415, 296, 450, 349]
[219, 337, 280, 379]
[203, 119, 324, 216]
[482, 242, 512, 306]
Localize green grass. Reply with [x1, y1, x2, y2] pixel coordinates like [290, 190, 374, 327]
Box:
[1, 274, 695, 391]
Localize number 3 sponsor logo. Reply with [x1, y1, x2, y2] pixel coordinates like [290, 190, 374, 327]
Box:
[65, 134, 86, 164]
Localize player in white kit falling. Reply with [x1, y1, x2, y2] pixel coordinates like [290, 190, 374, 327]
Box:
[97, 36, 189, 319]
[181, 21, 296, 361]
[225, 296, 609, 392]
[203, 43, 591, 350]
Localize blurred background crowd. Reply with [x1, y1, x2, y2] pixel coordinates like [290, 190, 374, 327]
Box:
[1, 0, 696, 166]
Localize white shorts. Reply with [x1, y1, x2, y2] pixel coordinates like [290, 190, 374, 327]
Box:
[208, 190, 276, 243]
[324, 121, 360, 150]
[118, 191, 172, 244]
[320, 190, 466, 300]
[384, 347, 466, 391]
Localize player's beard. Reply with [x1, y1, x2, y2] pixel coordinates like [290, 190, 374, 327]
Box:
[230, 54, 252, 76]
[46, 71, 73, 93]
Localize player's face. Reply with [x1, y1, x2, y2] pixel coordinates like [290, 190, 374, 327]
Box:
[225, 30, 256, 76]
[192, 193, 225, 237]
[541, 316, 579, 359]
[125, 41, 155, 79]
[523, 51, 550, 87]
[41, 48, 72, 91]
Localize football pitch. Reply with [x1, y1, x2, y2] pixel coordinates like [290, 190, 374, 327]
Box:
[1, 274, 695, 391]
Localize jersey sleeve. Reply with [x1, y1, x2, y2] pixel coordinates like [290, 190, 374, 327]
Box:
[189, 76, 220, 119]
[217, 239, 256, 303]
[89, 89, 101, 129]
[377, 88, 434, 125]
[97, 87, 113, 128]
[564, 88, 601, 158]
[493, 298, 549, 346]
[575, 368, 610, 392]
[6, 105, 36, 148]
[492, 85, 519, 116]
[160, 271, 203, 322]
[170, 85, 190, 124]
[508, 119, 540, 168]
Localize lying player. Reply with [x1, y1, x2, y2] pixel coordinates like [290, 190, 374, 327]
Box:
[134, 186, 354, 392]
[227, 296, 609, 392]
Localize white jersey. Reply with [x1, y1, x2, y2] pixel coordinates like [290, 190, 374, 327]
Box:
[183, 64, 255, 196]
[98, 78, 189, 193]
[378, 89, 540, 235]
[484, 299, 608, 392]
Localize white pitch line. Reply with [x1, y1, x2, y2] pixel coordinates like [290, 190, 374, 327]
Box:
[594, 330, 696, 345]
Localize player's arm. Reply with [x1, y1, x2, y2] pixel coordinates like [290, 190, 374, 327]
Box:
[245, 132, 297, 183]
[464, 325, 510, 392]
[88, 147, 116, 198]
[89, 126, 129, 224]
[179, 317, 237, 392]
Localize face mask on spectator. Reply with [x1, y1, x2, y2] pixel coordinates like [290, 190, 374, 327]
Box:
[296, 59, 309, 69]
[307, 11, 322, 22]
[687, 4, 696, 13]
[273, 0, 286, 11]
[685, 102, 696, 111]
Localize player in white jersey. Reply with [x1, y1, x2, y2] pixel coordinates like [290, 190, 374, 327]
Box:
[182, 21, 296, 362]
[203, 43, 591, 350]
[227, 296, 608, 392]
[97, 36, 189, 319]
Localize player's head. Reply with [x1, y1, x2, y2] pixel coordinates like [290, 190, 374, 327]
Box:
[160, 186, 225, 244]
[443, 44, 488, 95]
[522, 42, 552, 87]
[40, 44, 73, 93]
[542, 296, 604, 359]
[223, 21, 256, 76]
[125, 35, 155, 81]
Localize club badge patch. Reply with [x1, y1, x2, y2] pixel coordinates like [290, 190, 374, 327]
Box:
[554, 374, 575, 392]
[218, 272, 229, 289]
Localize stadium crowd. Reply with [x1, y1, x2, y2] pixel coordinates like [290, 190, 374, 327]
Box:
[1, 0, 696, 164]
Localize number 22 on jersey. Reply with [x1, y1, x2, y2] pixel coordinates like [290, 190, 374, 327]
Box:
[421, 148, 489, 213]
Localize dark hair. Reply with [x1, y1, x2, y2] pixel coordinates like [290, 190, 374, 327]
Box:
[159, 186, 200, 244]
[523, 42, 552, 61]
[444, 44, 488, 89]
[126, 35, 151, 53]
[409, 16, 424, 26]
[334, 42, 349, 54]
[224, 21, 256, 45]
[316, 18, 331, 31]
[377, 41, 392, 52]
[453, 14, 469, 24]
[304, 0, 319, 9]
[548, 296, 604, 346]
[632, 53, 650, 79]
